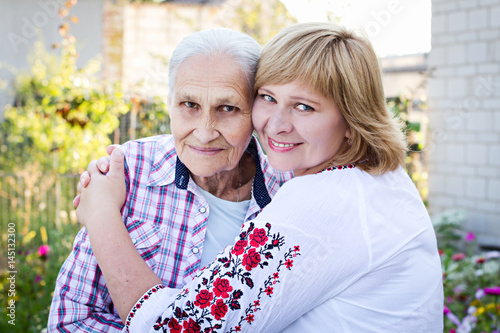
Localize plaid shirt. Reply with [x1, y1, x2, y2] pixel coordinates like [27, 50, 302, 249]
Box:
[48, 135, 291, 332]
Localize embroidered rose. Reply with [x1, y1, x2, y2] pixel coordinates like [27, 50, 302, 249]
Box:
[213, 278, 233, 298]
[231, 240, 248, 256]
[182, 318, 201, 333]
[194, 289, 213, 309]
[242, 248, 261, 271]
[249, 228, 268, 247]
[168, 318, 182, 333]
[136, 223, 302, 333]
[211, 299, 228, 320]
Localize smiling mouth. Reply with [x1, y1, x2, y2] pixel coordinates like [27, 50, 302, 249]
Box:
[269, 138, 300, 148]
[189, 146, 224, 155]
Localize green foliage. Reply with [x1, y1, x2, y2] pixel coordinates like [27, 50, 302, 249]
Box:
[0, 222, 81, 332]
[433, 210, 500, 332]
[387, 95, 428, 203]
[230, 0, 297, 45]
[131, 97, 170, 140]
[441, 246, 500, 332]
[1, 37, 130, 174]
[1, 1, 131, 174]
[432, 209, 468, 252]
[0, 3, 132, 329]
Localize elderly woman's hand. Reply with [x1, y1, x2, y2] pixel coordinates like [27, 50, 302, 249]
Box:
[76, 147, 127, 228]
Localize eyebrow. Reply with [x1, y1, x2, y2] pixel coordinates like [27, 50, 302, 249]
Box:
[176, 93, 244, 106]
[258, 88, 321, 106]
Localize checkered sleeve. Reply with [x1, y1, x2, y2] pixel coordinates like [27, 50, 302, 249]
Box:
[47, 228, 125, 332]
[47, 145, 133, 332]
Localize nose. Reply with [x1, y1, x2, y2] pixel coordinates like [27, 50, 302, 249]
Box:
[193, 111, 220, 144]
[267, 107, 293, 135]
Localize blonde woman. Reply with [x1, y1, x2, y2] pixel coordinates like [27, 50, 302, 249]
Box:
[76, 22, 443, 332]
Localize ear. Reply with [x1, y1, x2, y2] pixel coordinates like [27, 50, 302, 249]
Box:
[345, 127, 352, 140]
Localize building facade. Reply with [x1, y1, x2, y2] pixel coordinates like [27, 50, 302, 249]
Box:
[428, 0, 500, 248]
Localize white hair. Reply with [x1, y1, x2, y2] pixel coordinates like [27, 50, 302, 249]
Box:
[168, 28, 262, 93]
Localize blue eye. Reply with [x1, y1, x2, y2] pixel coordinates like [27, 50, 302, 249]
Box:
[261, 94, 276, 103]
[184, 102, 197, 108]
[297, 104, 314, 112]
[221, 105, 237, 112]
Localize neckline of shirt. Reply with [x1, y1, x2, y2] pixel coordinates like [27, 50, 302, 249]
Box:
[317, 159, 369, 174]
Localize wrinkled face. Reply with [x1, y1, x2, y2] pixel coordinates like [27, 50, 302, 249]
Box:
[168, 55, 254, 177]
[252, 80, 350, 176]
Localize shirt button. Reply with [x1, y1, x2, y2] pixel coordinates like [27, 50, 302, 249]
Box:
[199, 207, 206, 213]
[131, 238, 137, 245]
[192, 246, 199, 254]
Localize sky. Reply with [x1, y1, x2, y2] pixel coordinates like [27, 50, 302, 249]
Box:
[281, 0, 432, 57]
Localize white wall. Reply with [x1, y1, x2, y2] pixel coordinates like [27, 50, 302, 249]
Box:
[428, 0, 500, 248]
[0, 0, 104, 120]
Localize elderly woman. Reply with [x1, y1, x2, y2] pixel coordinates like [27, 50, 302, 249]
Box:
[76, 22, 443, 332]
[48, 28, 291, 332]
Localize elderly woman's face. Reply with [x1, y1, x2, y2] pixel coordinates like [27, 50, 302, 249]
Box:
[169, 55, 254, 177]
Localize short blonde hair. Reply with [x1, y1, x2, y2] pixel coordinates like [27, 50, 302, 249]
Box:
[255, 22, 407, 174]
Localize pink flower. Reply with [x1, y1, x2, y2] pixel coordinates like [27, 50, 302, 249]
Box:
[38, 245, 50, 257]
[485, 251, 500, 260]
[475, 288, 485, 299]
[484, 286, 500, 295]
[465, 232, 475, 242]
[452, 253, 465, 261]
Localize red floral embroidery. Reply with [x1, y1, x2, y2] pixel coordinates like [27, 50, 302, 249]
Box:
[231, 240, 248, 255]
[242, 248, 261, 271]
[139, 222, 301, 333]
[126, 284, 165, 331]
[182, 318, 201, 333]
[319, 159, 366, 173]
[249, 228, 268, 247]
[213, 278, 233, 298]
[211, 299, 229, 320]
[168, 318, 182, 333]
[194, 289, 213, 309]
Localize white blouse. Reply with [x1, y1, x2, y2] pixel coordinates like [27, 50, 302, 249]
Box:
[125, 166, 444, 332]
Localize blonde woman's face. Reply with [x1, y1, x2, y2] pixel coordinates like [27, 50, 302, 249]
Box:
[252, 80, 350, 176]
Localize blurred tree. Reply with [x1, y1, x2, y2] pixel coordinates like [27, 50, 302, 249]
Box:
[0, 0, 130, 175]
[388, 95, 428, 204]
[227, 0, 297, 45]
